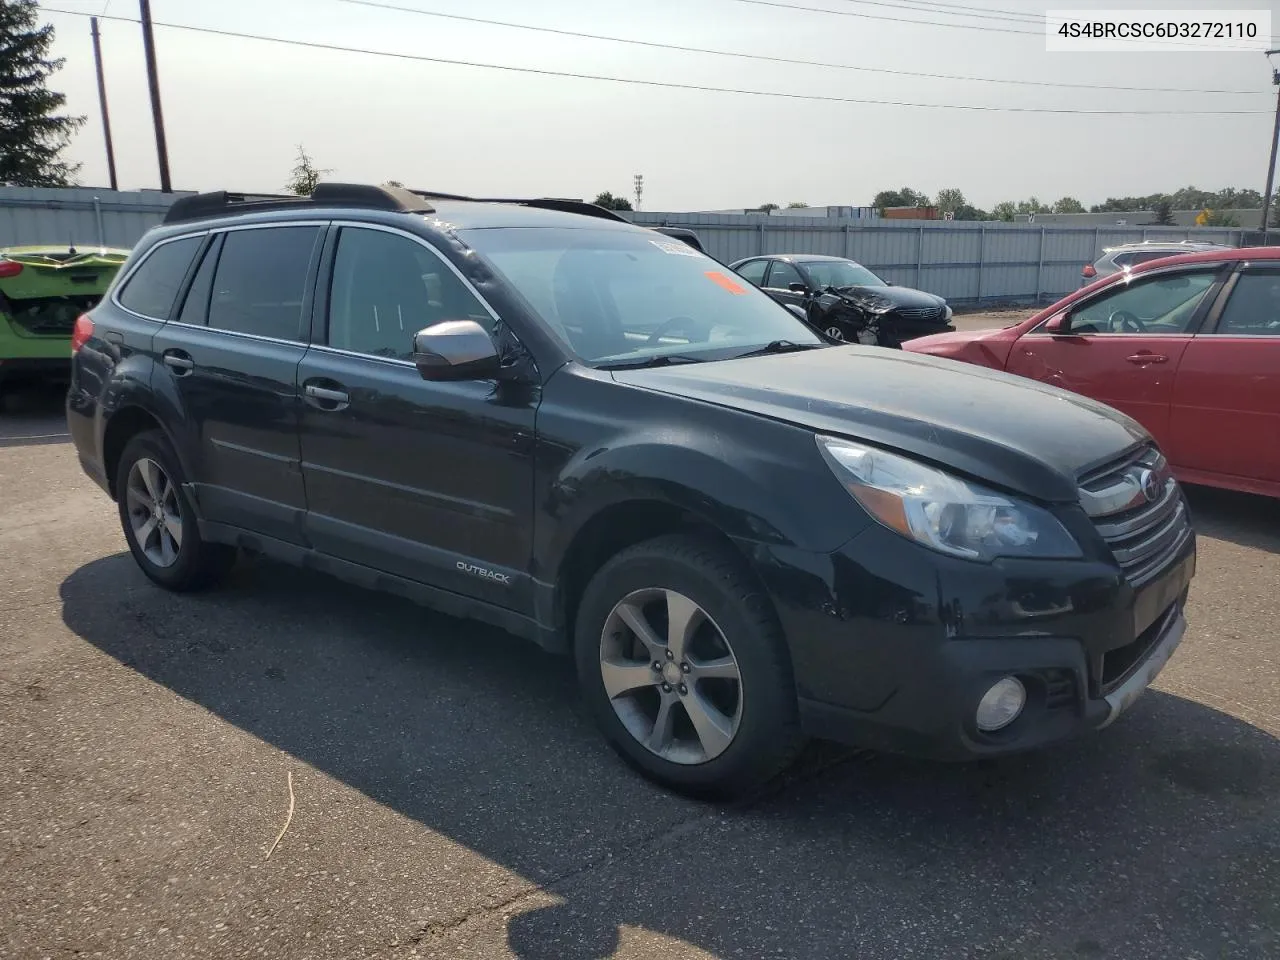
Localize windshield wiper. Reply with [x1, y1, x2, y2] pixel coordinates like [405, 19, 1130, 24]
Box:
[728, 340, 826, 360]
[597, 354, 707, 370]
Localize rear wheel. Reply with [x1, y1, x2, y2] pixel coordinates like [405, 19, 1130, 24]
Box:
[115, 430, 235, 591]
[574, 534, 804, 798]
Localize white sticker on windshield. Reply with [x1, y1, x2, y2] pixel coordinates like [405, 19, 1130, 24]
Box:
[649, 239, 702, 257]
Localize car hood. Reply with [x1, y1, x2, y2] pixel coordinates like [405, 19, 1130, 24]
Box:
[612, 347, 1149, 503]
[828, 284, 945, 309]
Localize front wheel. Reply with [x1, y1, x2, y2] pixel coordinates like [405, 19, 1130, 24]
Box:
[574, 534, 804, 798]
[115, 430, 236, 591]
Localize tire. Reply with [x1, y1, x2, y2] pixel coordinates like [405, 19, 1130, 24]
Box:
[574, 534, 804, 799]
[114, 429, 236, 591]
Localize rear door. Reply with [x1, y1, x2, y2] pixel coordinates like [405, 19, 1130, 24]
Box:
[152, 222, 324, 543]
[1167, 263, 1280, 488]
[1005, 265, 1224, 451]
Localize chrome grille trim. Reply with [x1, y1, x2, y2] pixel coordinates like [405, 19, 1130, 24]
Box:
[1078, 445, 1192, 588]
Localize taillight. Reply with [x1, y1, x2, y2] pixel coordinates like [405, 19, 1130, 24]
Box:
[0, 259, 23, 278]
[71, 313, 94, 353]
[1081, 264, 1097, 278]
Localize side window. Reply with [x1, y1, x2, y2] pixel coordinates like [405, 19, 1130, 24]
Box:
[735, 259, 768, 286]
[175, 235, 222, 326]
[327, 227, 491, 361]
[766, 261, 804, 290]
[1068, 270, 1217, 335]
[116, 236, 202, 319]
[1213, 272, 1280, 337]
[207, 226, 321, 341]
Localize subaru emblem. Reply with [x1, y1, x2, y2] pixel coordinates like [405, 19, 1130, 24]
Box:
[1137, 468, 1161, 503]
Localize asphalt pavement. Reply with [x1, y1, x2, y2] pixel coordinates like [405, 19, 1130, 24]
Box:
[1, 384, 1277, 960]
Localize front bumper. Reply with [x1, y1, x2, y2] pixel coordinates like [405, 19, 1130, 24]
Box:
[754, 517, 1195, 761]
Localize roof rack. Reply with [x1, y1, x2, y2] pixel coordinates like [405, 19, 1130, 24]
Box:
[409, 190, 629, 223]
[162, 182, 436, 224]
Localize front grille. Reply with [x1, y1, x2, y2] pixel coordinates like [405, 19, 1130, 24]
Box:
[1078, 445, 1192, 588]
[895, 306, 945, 322]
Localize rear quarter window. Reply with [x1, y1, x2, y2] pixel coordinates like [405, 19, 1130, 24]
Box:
[116, 236, 203, 319]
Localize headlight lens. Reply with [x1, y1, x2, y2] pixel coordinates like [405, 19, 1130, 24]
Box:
[816, 436, 1082, 561]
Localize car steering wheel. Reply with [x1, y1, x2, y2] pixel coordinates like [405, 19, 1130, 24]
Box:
[645, 316, 704, 346]
[1109, 310, 1146, 333]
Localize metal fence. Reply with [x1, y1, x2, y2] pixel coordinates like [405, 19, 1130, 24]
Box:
[0, 186, 193, 251]
[629, 211, 1245, 305]
[0, 187, 1248, 306]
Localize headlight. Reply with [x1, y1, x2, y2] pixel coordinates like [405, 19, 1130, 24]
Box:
[943, 304, 953, 321]
[816, 436, 1082, 561]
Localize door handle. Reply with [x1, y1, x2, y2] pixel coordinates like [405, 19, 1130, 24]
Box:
[304, 383, 350, 410]
[162, 350, 194, 374]
[1125, 354, 1168, 365]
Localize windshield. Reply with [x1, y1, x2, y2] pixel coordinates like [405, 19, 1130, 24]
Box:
[801, 260, 885, 290]
[459, 227, 822, 365]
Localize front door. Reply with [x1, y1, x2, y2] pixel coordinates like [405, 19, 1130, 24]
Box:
[152, 224, 324, 543]
[1168, 264, 1280, 488]
[296, 224, 538, 613]
[763, 260, 809, 311]
[1005, 266, 1223, 452]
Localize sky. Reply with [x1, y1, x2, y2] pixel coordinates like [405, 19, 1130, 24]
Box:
[31, 0, 1280, 211]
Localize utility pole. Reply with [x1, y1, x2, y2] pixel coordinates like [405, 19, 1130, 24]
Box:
[90, 18, 119, 192]
[1258, 49, 1280, 244]
[138, 0, 172, 192]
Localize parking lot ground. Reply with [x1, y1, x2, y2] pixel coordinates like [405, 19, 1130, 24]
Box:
[2, 391, 1278, 960]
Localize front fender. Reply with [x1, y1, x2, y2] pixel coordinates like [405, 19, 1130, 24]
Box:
[536, 421, 872, 582]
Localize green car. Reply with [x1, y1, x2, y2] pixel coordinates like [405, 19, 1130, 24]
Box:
[0, 245, 130, 400]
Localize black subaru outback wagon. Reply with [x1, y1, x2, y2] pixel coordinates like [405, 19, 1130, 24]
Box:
[68, 184, 1196, 797]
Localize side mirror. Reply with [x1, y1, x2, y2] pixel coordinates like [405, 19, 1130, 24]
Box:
[1044, 313, 1067, 334]
[412, 319, 501, 381]
[788, 281, 808, 294]
[784, 303, 807, 320]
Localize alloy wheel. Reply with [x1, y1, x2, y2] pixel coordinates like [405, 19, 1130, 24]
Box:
[125, 457, 184, 568]
[599, 588, 743, 765]
[824, 325, 845, 341]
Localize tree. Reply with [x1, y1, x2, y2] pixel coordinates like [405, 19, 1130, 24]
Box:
[592, 191, 633, 211]
[755, 202, 780, 212]
[0, 0, 85, 186]
[953, 204, 989, 221]
[1197, 208, 1239, 227]
[1016, 197, 1051, 216]
[934, 187, 965, 216]
[1052, 196, 1085, 214]
[383, 180, 404, 188]
[284, 145, 331, 196]
[1150, 197, 1176, 225]
[992, 201, 1017, 222]
[786, 201, 809, 209]
[872, 187, 930, 211]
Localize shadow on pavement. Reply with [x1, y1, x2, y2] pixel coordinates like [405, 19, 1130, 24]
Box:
[1185, 484, 1280, 556]
[60, 553, 1280, 959]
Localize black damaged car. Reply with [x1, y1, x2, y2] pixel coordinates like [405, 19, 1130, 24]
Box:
[730, 254, 955, 347]
[68, 184, 1195, 799]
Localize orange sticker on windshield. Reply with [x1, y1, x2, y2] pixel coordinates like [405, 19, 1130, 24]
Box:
[705, 271, 747, 294]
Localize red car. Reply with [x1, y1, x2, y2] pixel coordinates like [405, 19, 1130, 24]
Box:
[905, 246, 1280, 499]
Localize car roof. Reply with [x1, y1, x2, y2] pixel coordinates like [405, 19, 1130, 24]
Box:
[731, 254, 854, 265]
[1101, 240, 1230, 254]
[1125, 245, 1279, 275]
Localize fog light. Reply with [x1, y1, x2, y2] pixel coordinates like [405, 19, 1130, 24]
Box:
[976, 677, 1026, 732]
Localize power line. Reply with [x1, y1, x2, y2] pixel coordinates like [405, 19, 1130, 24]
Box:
[36, 6, 1273, 116]
[831, 0, 1042, 25]
[334, 0, 1266, 96]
